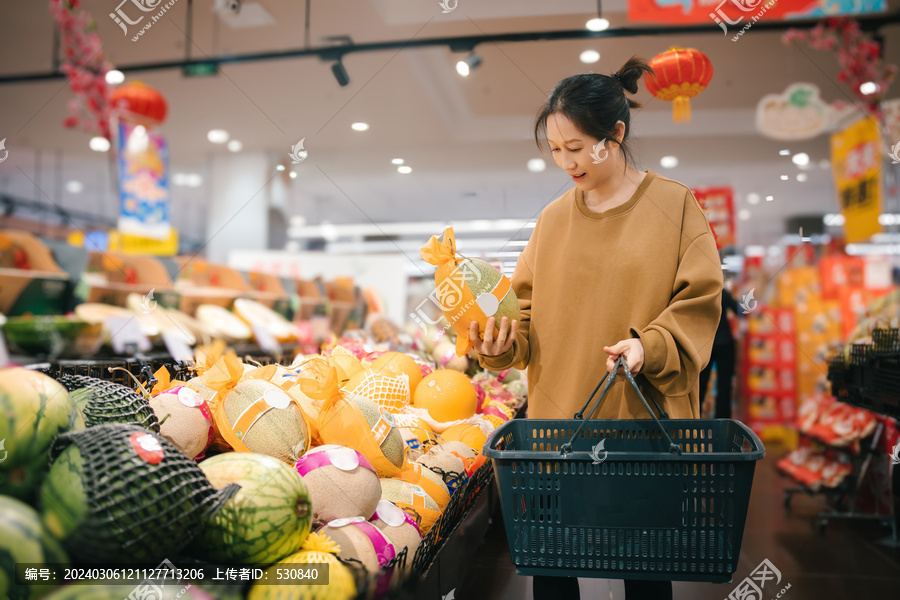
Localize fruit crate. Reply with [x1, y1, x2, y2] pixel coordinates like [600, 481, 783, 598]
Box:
[31, 353, 193, 388]
[872, 328, 900, 360]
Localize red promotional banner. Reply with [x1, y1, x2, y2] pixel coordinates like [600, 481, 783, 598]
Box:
[627, 0, 886, 26]
[692, 186, 735, 250]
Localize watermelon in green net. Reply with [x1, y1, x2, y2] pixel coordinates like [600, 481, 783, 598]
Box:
[39, 424, 238, 563]
[56, 374, 160, 433]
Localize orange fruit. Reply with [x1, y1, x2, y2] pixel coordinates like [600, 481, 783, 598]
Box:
[370, 352, 423, 397]
[413, 370, 477, 423]
[331, 354, 364, 380]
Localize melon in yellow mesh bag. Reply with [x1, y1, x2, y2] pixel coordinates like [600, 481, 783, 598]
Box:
[345, 368, 411, 413]
[298, 357, 407, 478]
[203, 353, 312, 464]
[418, 227, 521, 357]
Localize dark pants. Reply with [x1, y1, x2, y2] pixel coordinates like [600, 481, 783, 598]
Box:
[533, 576, 673, 599]
[699, 341, 735, 419]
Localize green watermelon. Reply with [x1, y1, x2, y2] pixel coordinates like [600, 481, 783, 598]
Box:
[38, 424, 238, 563]
[39, 445, 87, 542]
[0, 495, 69, 600]
[0, 367, 78, 501]
[192, 452, 311, 564]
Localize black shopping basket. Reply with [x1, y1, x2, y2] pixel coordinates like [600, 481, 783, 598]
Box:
[482, 357, 765, 583]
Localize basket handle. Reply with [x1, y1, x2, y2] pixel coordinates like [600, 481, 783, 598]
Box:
[560, 356, 681, 456]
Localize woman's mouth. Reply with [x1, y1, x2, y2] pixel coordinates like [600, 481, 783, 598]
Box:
[571, 173, 586, 182]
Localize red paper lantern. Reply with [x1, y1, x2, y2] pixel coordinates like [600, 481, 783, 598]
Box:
[644, 47, 713, 123]
[110, 81, 168, 125]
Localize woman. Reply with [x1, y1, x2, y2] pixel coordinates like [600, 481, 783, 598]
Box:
[469, 58, 723, 600]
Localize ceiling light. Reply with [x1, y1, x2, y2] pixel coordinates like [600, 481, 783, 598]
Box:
[823, 213, 846, 226]
[765, 195, 774, 202]
[398, 166, 412, 174]
[791, 152, 810, 166]
[332, 60, 350, 87]
[796, 173, 808, 182]
[660, 156, 678, 169]
[580, 50, 600, 64]
[739, 209, 751, 221]
[586, 18, 610, 31]
[207, 129, 229, 143]
[227, 140, 242, 152]
[456, 54, 481, 77]
[780, 175, 789, 181]
[391, 158, 404, 165]
[527, 158, 546, 173]
[747, 192, 761, 205]
[779, 149, 790, 156]
[351, 122, 369, 131]
[275, 164, 286, 172]
[89, 136, 110, 152]
[65, 181, 84, 194]
[859, 81, 878, 95]
[289, 171, 298, 179]
[320, 222, 338, 242]
[105, 70, 124, 85]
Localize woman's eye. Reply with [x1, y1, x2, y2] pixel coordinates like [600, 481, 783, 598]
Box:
[550, 148, 559, 153]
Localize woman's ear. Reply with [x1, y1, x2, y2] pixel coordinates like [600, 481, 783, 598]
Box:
[614, 120, 626, 144]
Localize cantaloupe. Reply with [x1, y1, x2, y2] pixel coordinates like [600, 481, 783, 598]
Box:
[413, 370, 478, 423]
[148, 386, 212, 459]
[217, 379, 310, 464]
[319, 519, 396, 575]
[296, 445, 381, 525]
[393, 463, 451, 511]
[379, 478, 441, 535]
[233, 298, 296, 342]
[369, 352, 423, 397]
[440, 423, 487, 453]
[394, 414, 437, 461]
[416, 448, 468, 493]
[348, 394, 406, 470]
[370, 499, 422, 569]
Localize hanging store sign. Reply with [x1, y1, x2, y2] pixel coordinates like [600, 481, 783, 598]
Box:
[627, 0, 886, 26]
[830, 117, 883, 244]
[115, 120, 172, 241]
[692, 186, 735, 250]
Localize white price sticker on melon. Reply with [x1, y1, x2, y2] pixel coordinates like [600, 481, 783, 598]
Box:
[107, 317, 152, 355]
[252, 324, 283, 357]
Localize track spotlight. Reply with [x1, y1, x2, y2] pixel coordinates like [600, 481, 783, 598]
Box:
[456, 53, 481, 77]
[332, 60, 350, 87]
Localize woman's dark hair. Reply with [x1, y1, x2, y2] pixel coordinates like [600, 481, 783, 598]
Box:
[534, 57, 654, 167]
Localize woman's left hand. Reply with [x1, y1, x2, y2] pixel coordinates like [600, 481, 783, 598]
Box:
[603, 338, 644, 374]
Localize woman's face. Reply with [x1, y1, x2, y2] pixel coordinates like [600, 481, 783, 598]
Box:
[546, 113, 622, 191]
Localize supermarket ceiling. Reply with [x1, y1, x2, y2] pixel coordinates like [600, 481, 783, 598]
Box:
[0, 0, 899, 248]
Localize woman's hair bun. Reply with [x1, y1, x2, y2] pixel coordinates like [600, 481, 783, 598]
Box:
[613, 56, 654, 99]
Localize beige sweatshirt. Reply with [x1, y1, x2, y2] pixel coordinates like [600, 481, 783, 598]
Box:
[478, 170, 723, 420]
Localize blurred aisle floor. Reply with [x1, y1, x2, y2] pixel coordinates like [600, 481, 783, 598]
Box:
[456, 446, 900, 600]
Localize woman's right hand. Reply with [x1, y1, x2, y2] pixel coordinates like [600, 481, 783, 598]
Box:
[470, 316, 518, 357]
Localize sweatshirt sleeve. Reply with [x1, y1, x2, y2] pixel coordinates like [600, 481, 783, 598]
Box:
[477, 243, 534, 372]
[630, 228, 722, 398]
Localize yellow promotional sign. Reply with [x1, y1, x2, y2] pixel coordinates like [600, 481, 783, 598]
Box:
[108, 228, 179, 256]
[830, 117, 883, 243]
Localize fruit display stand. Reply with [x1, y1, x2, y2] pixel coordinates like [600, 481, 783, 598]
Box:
[9, 348, 514, 600]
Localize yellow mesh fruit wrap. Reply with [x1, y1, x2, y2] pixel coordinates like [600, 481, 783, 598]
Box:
[331, 345, 355, 358]
[193, 340, 229, 375]
[483, 414, 506, 430]
[299, 357, 402, 477]
[420, 227, 511, 358]
[348, 371, 410, 413]
[199, 353, 244, 412]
